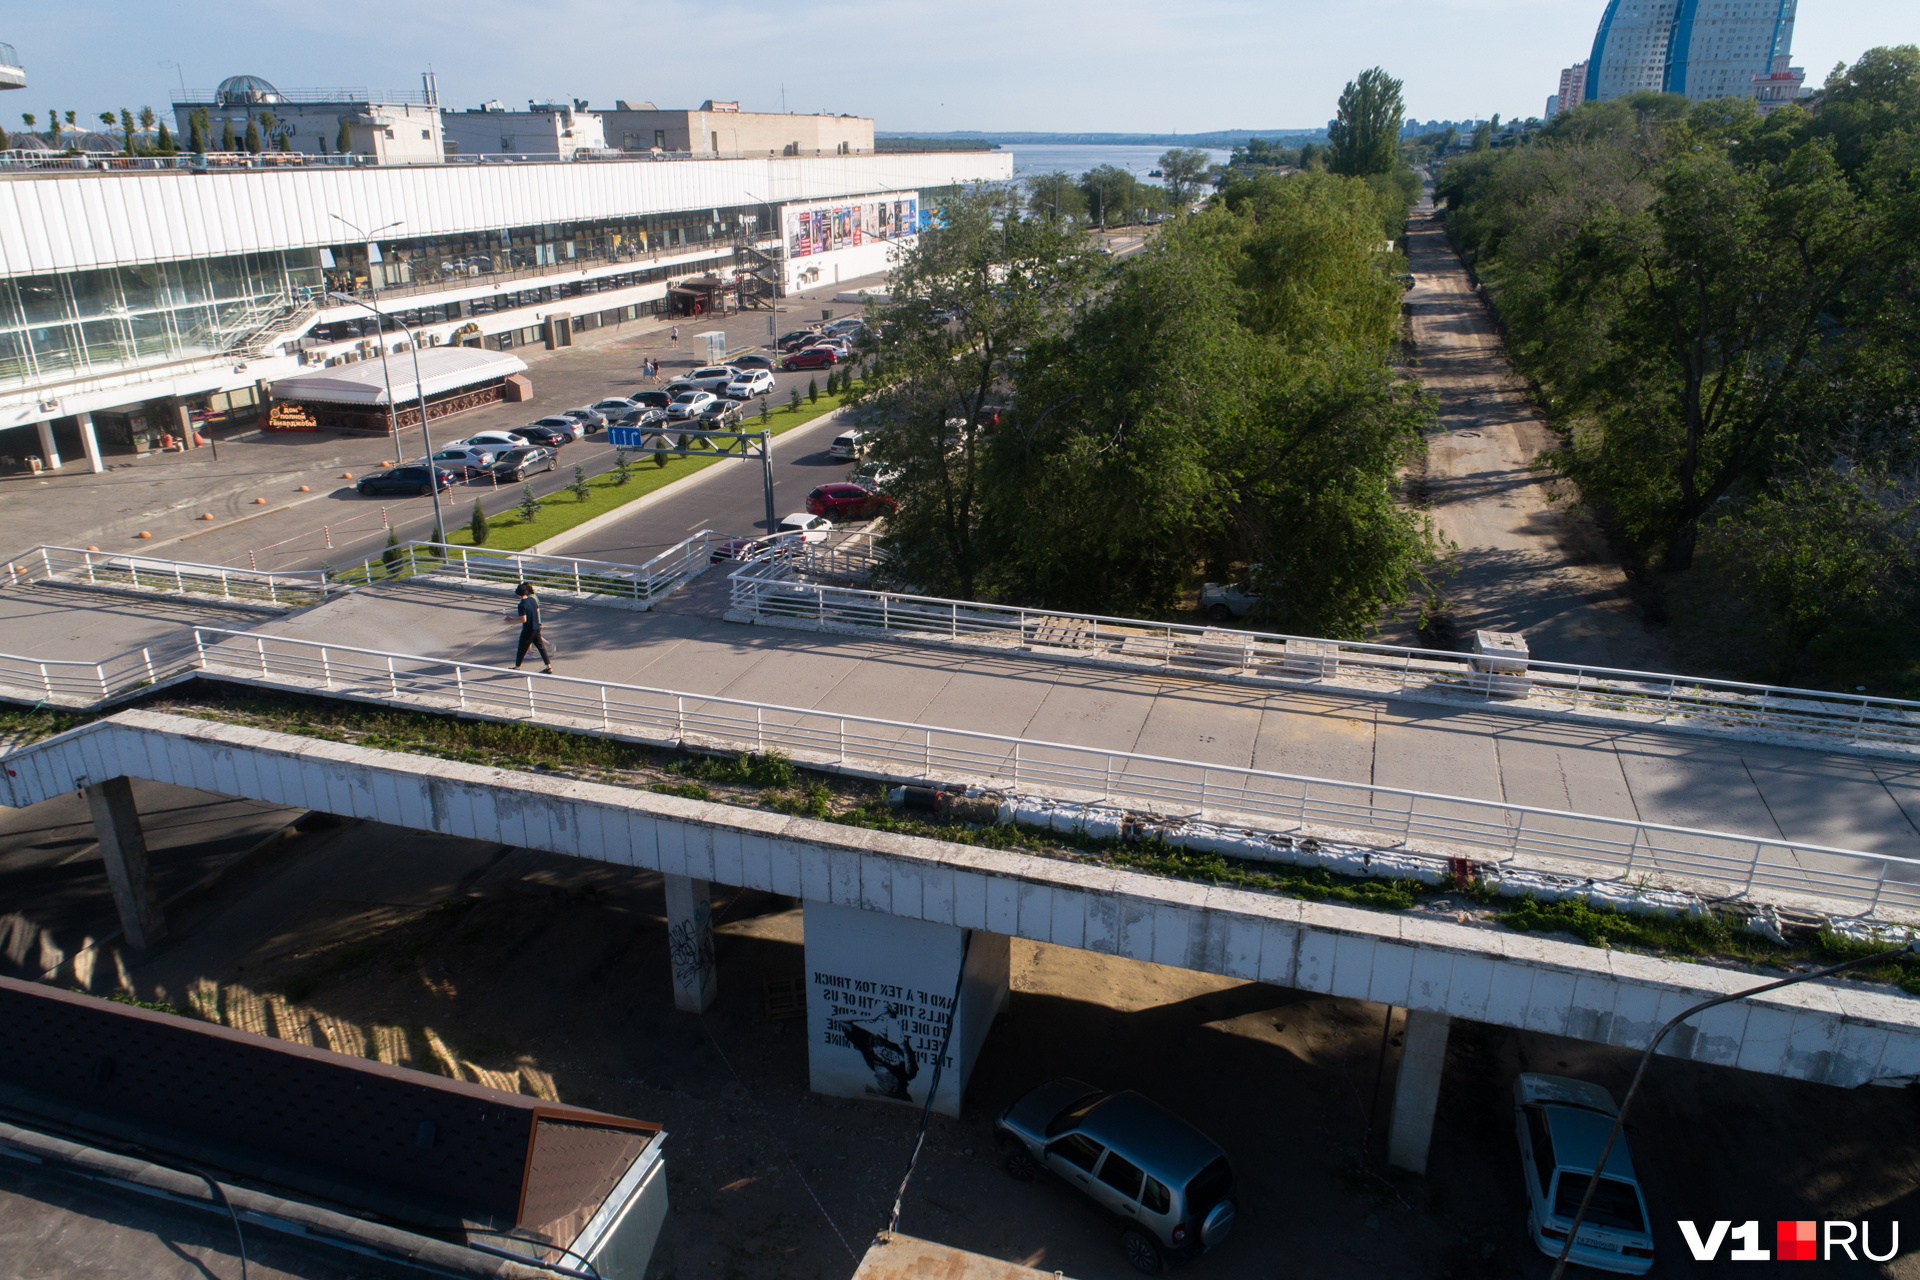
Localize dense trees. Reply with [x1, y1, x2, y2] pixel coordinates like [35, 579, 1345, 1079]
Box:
[1439, 47, 1920, 684]
[1328, 67, 1404, 177]
[1156, 147, 1211, 211]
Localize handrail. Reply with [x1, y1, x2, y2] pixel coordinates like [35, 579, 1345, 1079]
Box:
[727, 565, 1920, 754]
[1, 545, 333, 609]
[331, 534, 725, 607]
[181, 625, 1920, 918]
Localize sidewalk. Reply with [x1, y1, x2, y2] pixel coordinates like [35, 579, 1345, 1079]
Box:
[0, 272, 886, 558]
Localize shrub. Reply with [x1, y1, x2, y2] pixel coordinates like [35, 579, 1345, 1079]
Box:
[789, 386, 802, 413]
[469, 500, 490, 545]
[570, 464, 591, 502]
[807, 377, 819, 404]
[614, 448, 632, 485]
[517, 483, 542, 524]
[381, 527, 402, 572]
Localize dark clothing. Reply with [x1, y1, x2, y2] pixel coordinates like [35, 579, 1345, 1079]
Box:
[516, 624, 551, 668]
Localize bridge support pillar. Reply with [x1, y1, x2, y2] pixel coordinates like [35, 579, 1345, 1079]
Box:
[83, 777, 167, 952]
[663, 873, 718, 1013]
[1387, 1009, 1451, 1175]
[803, 900, 1009, 1118]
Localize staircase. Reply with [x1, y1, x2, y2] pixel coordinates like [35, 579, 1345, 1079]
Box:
[735, 245, 781, 312]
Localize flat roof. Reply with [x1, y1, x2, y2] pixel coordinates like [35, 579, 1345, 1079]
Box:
[270, 346, 528, 405]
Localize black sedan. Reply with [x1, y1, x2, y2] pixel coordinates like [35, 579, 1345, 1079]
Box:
[487, 446, 557, 482]
[627, 390, 674, 411]
[729, 354, 777, 371]
[613, 407, 670, 431]
[516, 424, 573, 448]
[357, 464, 455, 496]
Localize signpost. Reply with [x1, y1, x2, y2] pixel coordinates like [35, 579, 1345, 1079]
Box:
[607, 424, 777, 533]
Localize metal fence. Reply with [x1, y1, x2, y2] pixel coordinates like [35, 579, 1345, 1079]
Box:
[0, 637, 196, 707]
[729, 563, 1920, 755]
[330, 535, 724, 608]
[2, 545, 333, 609]
[185, 626, 1920, 918]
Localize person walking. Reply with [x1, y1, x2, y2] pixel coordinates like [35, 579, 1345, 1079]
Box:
[512, 582, 553, 673]
[670, 325, 679, 349]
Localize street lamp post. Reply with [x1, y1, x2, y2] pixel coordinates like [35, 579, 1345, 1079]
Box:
[1547, 940, 1919, 1280]
[329, 213, 404, 462]
[327, 292, 445, 543]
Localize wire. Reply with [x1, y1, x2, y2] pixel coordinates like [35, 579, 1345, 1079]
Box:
[191, 1167, 249, 1280]
[883, 928, 972, 1240]
[458, 1227, 603, 1279]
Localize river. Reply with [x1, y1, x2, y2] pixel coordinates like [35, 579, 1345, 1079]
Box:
[1000, 143, 1232, 185]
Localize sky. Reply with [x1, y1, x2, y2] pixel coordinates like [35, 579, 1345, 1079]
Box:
[8, 1, 1917, 135]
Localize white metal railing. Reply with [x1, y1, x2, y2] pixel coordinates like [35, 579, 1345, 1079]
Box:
[728, 567, 1920, 754]
[1, 545, 333, 610]
[182, 626, 1920, 918]
[330, 535, 725, 607]
[0, 637, 195, 706]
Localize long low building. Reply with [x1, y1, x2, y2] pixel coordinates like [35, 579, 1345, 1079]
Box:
[0, 147, 1010, 472]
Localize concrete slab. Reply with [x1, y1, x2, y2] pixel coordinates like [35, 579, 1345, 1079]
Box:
[0, 582, 266, 664]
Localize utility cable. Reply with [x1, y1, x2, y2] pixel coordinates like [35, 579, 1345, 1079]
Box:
[883, 929, 972, 1240]
[190, 1166, 248, 1280]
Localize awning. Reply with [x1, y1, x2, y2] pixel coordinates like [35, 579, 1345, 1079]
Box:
[268, 347, 529, 407]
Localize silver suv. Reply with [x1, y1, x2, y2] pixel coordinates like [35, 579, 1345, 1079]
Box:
[666, 365, 739, 395]
[998, 1079, 1236, 1273]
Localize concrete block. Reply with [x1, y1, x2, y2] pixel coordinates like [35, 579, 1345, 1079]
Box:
[1824, 1023, 1892, 1088]
[799, 844, 831, 902]
[984, 877, 1018, 936]
[1483, 962, 1535, 1027]
[1564, 975, 1623, 1045]
[1734, 1004, 1796, 1075]
[1406, 947, 1454, 1013]
[711, 826, 745, 889]
[1256, 920, 1301, 987]
[1114, 899, 1156, 962]
[656, 815, 690, 877]
[1220, 914, 1265, 981]
[1049, 887, 1086, 951]
[682, 826, 716, 882]
[1522, 969, 1578, 1037]
[1082, 893, 1119, 955]
[827, 849, 861, 907]
[1294, 928, 1339, 995]
[1150, 903, 1194, 969]
[1367, 941, 1415, 1009]
[1445, 954, 1496, 1023]
[920, 865, 955, 927]
[764, 836, 799, 896]
[952, 870, 988, 930]
[84, 778, 166, 951]
[1329, 933, 1379, 1002]
[1783, 1009, 1845, 1082]
[859, 854, 892, 914]
[1387, 1010, 1450, 1174]
[210, 746, 242, 799]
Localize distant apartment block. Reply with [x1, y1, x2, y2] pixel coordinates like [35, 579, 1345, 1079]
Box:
[1581, 0, 1807, 109]
[1550, 61, 1590, 117]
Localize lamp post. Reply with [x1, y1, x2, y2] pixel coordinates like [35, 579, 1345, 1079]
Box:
[326, 291, 445, 543]
[1547, 940, 1919, 1280]
[329, 213, 404, 462]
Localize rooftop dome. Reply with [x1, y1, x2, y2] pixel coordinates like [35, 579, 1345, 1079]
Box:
[8, 134, 51, 151]
[215, 74, 281, 106]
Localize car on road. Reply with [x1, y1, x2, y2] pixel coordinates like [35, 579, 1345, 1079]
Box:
[806, 482, 894, 522]
[782, 347, 839, 371]
[487, 446, 558, 482]
[429, 445, 501, 475]
[667, 390, 716, 420]
[356, 464, 455, 496]
[1200, 580, 1260, 622]
[829, 429, 867, 460]
[460, 430, 529, 450]
[723, 369, 776, 400]
[775, 512, 830, 543]
[1513, 1075, 1655, 1274]
[729, 354, 777, 372]
[516, 421, 575, 448]
[667, 366, 740, 395]
[696, 399, 743, 429]
[560, 407, 604, 433]
[998, 1079, 1236, 1274]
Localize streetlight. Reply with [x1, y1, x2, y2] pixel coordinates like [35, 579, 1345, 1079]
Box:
[1547, 939, 1919, 1280]
[326, 292, 445, 544]
[329, 213, 404, 462]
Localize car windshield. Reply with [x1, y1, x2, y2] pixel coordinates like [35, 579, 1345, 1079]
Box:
[672, 394, 698, 403]
[1552, 1174, 1646, 1233]
[1185, 1157, 1232, 1220]
[1045, 1094, 1106, 1139]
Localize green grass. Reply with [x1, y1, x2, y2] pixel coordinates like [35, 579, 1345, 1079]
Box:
[444, 392, 861, 554]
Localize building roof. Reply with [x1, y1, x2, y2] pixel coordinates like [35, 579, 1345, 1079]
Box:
[216, 74, 281, 105]
[270, 346, 528, 405]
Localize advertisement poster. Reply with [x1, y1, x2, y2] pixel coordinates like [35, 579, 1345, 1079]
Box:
[790, 211, 812, 259]
[782, 194, 921, 263]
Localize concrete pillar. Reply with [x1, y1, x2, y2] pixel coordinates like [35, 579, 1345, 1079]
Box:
[1386, 1010, 1451, 1175]
[803, 900, 1010, 1118]
[172, 401, 195, 447]
[663, 873, 717, 1013]
[83, 778, 167, 951]
[76, 411, 104, 474]
[34, 419, 61, 470]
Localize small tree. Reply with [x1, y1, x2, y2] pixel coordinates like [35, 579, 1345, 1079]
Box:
[221, 119, 236, 151]
[277, 133, 291, 153]
[570, 464, 592, 502]
[381, 526, 403, 572]
[244, 120, 262, 153]
[0, 127, 7, 150]
[758, 396, 770, 424]
[653, 443, 669, 468]
[807, 377, 819, 404]
[613, 448, 633, 485]
[469, 499, 490, 545]
[428, 522, 446, 557]
[19, 113, 34, 134]
[138, 106, 156, 136]
[517, 483, 543, 524]
[788, 386, 802, 413]
[119, 109, 137, 155]
[155, 121, 173, 152]
[336, 120, 352, 154]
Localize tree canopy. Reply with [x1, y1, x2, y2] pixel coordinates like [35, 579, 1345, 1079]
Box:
[1328, 67, 1405, 177]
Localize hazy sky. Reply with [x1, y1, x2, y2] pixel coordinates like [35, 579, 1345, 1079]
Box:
[9, 1, 1917, 134]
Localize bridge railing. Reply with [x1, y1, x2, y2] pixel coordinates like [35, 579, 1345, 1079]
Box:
[2, 545, 333, 610]
[726, 572, 1920, 754]
[0, 637, 198, 707]
[185, 626, 1920, 918]
[330, 534, 725, 607]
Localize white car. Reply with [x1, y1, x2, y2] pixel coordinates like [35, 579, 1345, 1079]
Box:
[526, 414, 585, 441]
[775, 512, 830, 544]
[723, 369, 776, 400]
[804, 336, 853, 357]
[1513, 1074, 1655, 1274]
[667, 391, 716, 420]
[829, 429, 868, 460]
[461, 430, 529, 449]
[429, 445, 499, 474]
[1200, 581, 1261, 622]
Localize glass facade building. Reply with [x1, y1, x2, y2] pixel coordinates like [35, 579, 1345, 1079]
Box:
[1584, 0, 1796, 105]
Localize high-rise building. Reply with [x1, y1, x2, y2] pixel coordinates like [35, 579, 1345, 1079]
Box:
[1551, 61, 1591, 116]
[1583, 0, 1802, 107]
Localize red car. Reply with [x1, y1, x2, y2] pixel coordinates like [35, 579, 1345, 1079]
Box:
[806, 482, 896, 521]
[782, 347, 840, 371]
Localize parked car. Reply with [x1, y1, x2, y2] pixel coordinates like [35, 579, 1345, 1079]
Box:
[696, 400, 744, 430]
[1200, 581, 1260, 622]
[723, 369, 776, 400]
[356, 464, 455, 496]
[998, 1079, 1236, 1274]
[775, 512, 830, 544]
[460, 430, 529, 450]
[627, 389, 674, 411]
[560, 407, 605, 433]
[829, 429, 868, 460]
[429, 445, 501, 475]
[823, 316, 867, 336]
[667, 366, 740, 395]
[803, 336, 853, 357]
[487, 446, 557, 482]
[1513, 1075, 1655, 1274]
[777, 328, 823, 351]
[516, 421, 575, 448]
[782, 347, 839, 371]
[846, 460, 902, 490]
[589, 398, 642, 418]
[612, 406, 669, 431]
[806, 482, 895, 522]
[729, 354, 777, 372]
[667, 391, 716, 420]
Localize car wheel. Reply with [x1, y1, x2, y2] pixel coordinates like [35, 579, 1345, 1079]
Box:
[1003, 1151, 1038, 1182]
[1120, 1228, 1163, 1275]
[417, 483, 431, 496]
[1206, 603, 1233, 623]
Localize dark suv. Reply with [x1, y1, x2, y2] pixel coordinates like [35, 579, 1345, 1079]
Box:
[357, 464, 454, 496]
[999, 1079, 1236, 1273]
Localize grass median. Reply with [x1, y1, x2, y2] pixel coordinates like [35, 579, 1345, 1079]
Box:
[445, 392, 856, 555]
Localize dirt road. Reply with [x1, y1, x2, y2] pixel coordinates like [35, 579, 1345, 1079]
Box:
[1396, 199, 1664, 672]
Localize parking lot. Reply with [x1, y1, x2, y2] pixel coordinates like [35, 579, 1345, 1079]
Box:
[8, 783, 1918, 1280]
